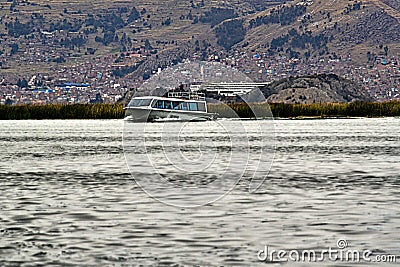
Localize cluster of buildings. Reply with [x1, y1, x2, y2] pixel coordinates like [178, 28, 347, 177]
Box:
[211, 51, 400, 101]
[1, 49, 399, 105]
[0, 53, 145, 105]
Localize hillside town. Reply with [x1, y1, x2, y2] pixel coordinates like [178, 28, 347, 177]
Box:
[1, 0, 399, 105]
[1, 49, 399, 105]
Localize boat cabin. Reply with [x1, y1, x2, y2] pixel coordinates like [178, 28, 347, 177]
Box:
[127, 97, 207, 112]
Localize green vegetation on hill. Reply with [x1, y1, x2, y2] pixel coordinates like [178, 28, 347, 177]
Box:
[215, 19, 246, 50]
[249, 4, 306, 27]
[199, 7, 237, 27]
[242, 0, 400, 63]
[268, 28, 329, 58]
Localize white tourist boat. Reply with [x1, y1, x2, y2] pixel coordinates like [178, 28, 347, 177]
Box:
[124, 92, 218, 122]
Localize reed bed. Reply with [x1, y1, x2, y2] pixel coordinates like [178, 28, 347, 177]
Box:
[209, 101, 400, 118]
[0, 102, 399, 120]
[0, 104, 125, 120]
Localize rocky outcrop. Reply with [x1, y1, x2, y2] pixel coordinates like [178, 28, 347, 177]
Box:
[261, 74, 374, 103]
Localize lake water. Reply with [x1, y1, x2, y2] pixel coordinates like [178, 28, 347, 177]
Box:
[0, 118, 399, 266]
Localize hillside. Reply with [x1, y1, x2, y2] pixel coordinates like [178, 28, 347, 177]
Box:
[230, 0, 400, 65]
[261, 74, 374, 103]
[2, 0, 400, 73]
[0, 0, 400, 104]
[0, 0, 288, 74]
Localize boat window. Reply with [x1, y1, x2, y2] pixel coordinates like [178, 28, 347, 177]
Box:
[197, 102, 206, 112]
[164, 101, 173, 109]
[128, 99, 140, 107]
[128, 98, 152, 107]
[153, 100, 174, 109]
[140, 99, 152, 106]
[154, 100, 164, 109]
[150, 100, 205, 111]
[188, 102, 198, 111]
[179, 102, 188, 110]
[172, 101, 181, 110]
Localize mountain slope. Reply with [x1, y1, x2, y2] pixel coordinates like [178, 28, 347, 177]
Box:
[234, 0, 400, 65]
[0, 0, 399, 103]
[262, 74, 374, 103]
[2, 0, 400, 74]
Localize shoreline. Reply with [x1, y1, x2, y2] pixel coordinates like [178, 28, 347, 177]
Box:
[274, 116, 399, 120]
[0, 102, 399, 120]
[0, 117, 397, 121]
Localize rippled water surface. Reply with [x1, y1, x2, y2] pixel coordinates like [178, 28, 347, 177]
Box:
[1, 119, 400, 266]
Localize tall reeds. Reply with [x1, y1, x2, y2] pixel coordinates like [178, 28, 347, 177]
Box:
[0, 104, 125, 120]
[0, 102, 399, 120]
[208, 101, 400, 118]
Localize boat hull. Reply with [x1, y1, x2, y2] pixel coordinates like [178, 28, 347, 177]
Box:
[125, 107, 217, 122]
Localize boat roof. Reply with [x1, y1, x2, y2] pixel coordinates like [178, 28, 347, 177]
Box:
[131, 96, 206, 102]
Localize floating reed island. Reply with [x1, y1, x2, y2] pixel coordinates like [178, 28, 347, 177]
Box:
[0, 102, 400, 120]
